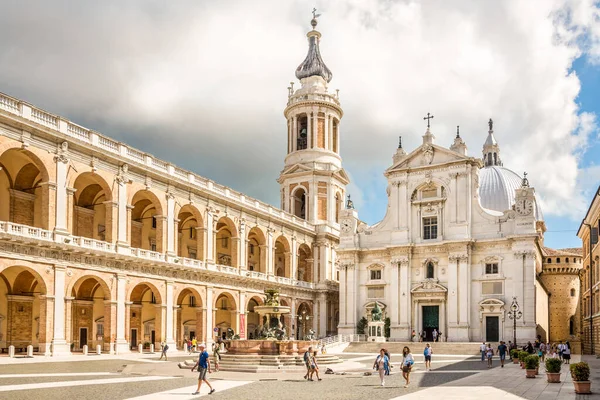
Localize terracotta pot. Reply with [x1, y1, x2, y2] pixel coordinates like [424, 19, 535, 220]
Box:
[520, 362, 525, 369]
[526, 369, 537, 378]
[572, 381, 592, 394]
[513, 359, 519, 364]
[546, 372, 561, 383]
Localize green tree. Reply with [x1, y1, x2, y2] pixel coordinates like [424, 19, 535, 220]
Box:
[384, 317, 391, 338]
[357, 317, 368, 334]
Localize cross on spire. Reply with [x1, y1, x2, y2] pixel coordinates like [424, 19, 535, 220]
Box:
[398, 136, 402, 149]
[456, 125, 460, 138]
[423, 113, 434, 128]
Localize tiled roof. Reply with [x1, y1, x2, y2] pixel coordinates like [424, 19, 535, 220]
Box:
[542, 247, 583, 257]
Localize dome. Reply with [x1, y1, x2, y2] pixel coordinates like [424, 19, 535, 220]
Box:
[479, 166, 543, 220]
[295, 31, 333, 83]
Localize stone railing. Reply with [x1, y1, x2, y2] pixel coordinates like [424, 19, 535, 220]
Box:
[287, 92, 340, 108]
[0, 92, 314, 233]
[0, 221, 317, 289]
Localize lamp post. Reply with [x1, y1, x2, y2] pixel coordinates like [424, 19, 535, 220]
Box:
[508, 297, 523, 346]
[298, 310, 311, 340]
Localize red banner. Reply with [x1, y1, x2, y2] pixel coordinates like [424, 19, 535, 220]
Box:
[239, 314, 246, 339]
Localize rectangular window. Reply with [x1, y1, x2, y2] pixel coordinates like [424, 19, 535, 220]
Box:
[421, 189, 437, 199]
[152, 216, 157, 229]
[367, 286, 385, 299]
[423, 217, 438, 240]
[222, 237, 228, 248]
[249, 244, 255, 255]
[97, 323, 104, 337]
[189, 227, 195, 239]
[482, 281, 503, 295]
[370, 270, 382, 280]
[189, 295, 196, 307]
[485, 263, 499, 274]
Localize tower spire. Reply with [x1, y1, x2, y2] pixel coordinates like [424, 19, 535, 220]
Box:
[295, 9, 332, 84]
[483, 117, 502, 167]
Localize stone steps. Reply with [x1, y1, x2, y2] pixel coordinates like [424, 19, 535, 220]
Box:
[344, 341, 488, 355]
[217, 353, 342, 373]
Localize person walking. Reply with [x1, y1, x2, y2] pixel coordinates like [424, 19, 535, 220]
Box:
[421, 331, 426, 342]
[563, 342, 571, 364]
[432, 329, 438, 342]
[486, 343, 493, 368]
[303, 346, 312, 380]
[159, 341, 169, 361]
[373, 349, 390, 386]
[191, 343, 215, 395]
[383, 349, 392, 375]
[423, 343, 433, 371]
[557, 341, 564, 361]
[480, 342, 486, 362]
[497, 341, 507, 368]
[401, 346, 414, 388]
[192, 337, 197, 352]
[526, 342, 534, 354]
[309, 350, 322, 381]
[538, 342, 546, 362]
[212, 342, 221, 372]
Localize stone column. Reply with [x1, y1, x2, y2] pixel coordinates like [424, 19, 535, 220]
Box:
[116, 176, 129, 252]
[205, 209, 215, 262]
[291, 237, 298, 280]
[447, 256, 459, 340]
[239, 292, 246, 339]
[66, 187, 76, 235]
[51, 266, 70, 355]
[206, 288, 214, 348]
[458, 255, 470, 335]
[104, 300, 117, 352]
[318, 293, 327, 337]
[53, 154, 70, 240]
[313, 112, 319, 149]
[64, 296, 74, 346]
[115, 274, 129, 353]
[195, 227, 206, 261]
[201, 308, 207, 343]
[124, 302, 132, 351]
[390, 261, 400, 334]
[307, 111, 313, 149]
[38, 295, 52, 355]
[103, 201, 118, 244]
[292, 116, 298, 152]
[165, 281, 176, 349]
[266, 228, 274, 276]
[173, 219, 180, 258]
[399, 258, 411, 338]
[238, 221, 246, 270]
[324, 114, 329, 151]
[338, 265, 347, 328]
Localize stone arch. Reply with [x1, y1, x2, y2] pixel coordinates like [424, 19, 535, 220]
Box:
[274, 235, 291, 278]
[246, 295, 264, 339]
[0, 264, 49, 352]
[129, 282, 163, 348]
[247, 226, 266, 273]
[69, 275, 112, 351]
[296, 301, 313, 339]
[71, 172, 114, 241]
[175, 287, 204, 347]
[297, 243, 313, 282]
[177, 204, 204, 260]
[130, 189, 164, 252]
[0, 147, 53, 229]
[214, 291, 238, 340]
[215, 216, 238, 267]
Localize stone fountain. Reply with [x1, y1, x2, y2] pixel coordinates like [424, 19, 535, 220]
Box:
[226, 288, 315, 356]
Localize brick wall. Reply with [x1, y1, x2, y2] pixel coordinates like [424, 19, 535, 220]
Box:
[7, 296, 33, 347]
[10, 190, 35, 226]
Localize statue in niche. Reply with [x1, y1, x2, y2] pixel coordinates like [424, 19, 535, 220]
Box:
[371, 302, 383, 322]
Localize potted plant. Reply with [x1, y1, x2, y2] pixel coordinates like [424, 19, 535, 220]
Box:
[570, 362, 591, 394]
[511, 349, 520, 364]
[545, 357, 562, 383]
[518, 351, 529, 369]
[525, 355, 539, 378]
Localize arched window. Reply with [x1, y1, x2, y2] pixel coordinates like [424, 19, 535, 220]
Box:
[426, 262, 434, 279]
[293, 188, 307, 220]
[566, 257, 570, 263]
[571, 288, 576, 297]
[297, 115, 308, 150]
[547, 258, 552, 263]
[556, 258, 560, 263]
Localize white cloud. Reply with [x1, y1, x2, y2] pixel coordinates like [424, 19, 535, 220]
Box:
[0, 0, 598, 219]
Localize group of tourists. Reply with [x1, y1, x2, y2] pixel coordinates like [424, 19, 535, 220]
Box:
[414, 329, 443, 342]
[303, 346, 322, 381]
[516, 339, 571, 364]
[479, 341, 509, 368]
[372, 346, 415, 387]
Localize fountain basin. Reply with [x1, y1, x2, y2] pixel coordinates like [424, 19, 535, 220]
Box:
[225, 339, 318, 356]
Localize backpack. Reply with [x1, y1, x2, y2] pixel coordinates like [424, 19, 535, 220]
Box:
[164, 344, 169, 351]
[303, 351, 309, 362]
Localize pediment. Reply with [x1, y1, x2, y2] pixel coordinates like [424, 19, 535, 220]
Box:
[479, 298, 505, 307]
[411, 279, 448, 294]
[280, 163, 315, 176]
[386, 144, 472, 174]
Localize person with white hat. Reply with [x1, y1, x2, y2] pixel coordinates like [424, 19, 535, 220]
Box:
[191, 343, 215, 395]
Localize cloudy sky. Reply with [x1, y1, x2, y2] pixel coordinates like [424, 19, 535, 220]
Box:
[1, 0, 599, 249]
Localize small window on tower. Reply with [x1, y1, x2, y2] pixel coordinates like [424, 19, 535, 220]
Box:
[297, 116, 308, 150]
[485, 263, 499, 274]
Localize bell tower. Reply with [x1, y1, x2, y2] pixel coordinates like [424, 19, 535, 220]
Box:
[278, 13, 348, 227]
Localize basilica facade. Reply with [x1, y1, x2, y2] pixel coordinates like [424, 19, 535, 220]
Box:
[337, 122, 551, 343]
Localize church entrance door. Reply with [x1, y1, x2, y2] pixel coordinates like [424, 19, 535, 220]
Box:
[486, 316, 499, 342]
[422, 305, 439, 342]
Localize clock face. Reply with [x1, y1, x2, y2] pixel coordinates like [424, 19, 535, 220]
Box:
[341, 218, 353, 233]
[515, 199, 534, 216]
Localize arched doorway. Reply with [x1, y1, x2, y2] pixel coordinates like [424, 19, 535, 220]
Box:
[214, 292, 237, 341]
[247, 227, 266, 273]
[177, 205, 204, 260]
[246, 296, 264, 339]
[0, 266, 48, 352]
[129, 283, 162, 349]
[0, 148, 50, 229]
[176, 288, 203, 348]
[292, 187, 307, 220]
[71, 173, 113, 242]
[296, 302, 313, 340]
[297, 244, 313, 282]
[215, 217, 237, 267]
[70, 276, 110, 351]
[274, 236, 290, 277]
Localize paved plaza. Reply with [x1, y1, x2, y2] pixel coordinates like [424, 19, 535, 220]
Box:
[0, 350, 599, 399]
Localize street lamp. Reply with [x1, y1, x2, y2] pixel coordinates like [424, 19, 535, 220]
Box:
[298, 310, 311, 339]
[508, 297, 523, 346]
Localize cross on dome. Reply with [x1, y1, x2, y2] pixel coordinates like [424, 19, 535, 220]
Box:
[423, 113, 434, 128]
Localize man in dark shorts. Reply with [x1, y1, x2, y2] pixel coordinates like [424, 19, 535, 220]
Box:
[303, 346, 313, 380]
[497, 341, 508, 368]
[191, 343, 215, 395]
